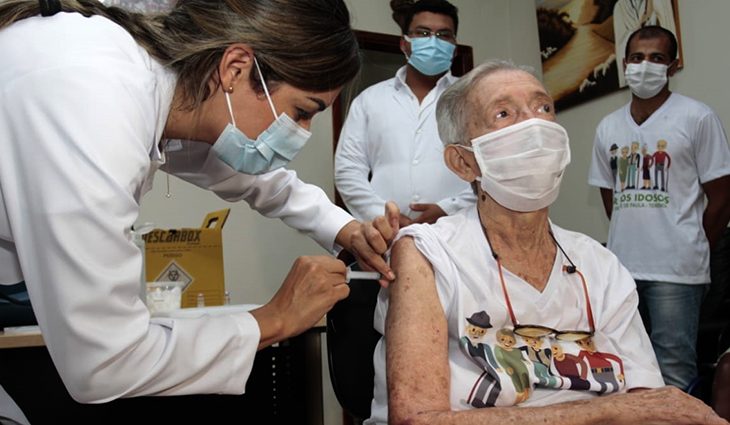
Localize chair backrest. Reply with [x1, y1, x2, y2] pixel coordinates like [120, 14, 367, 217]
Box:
[326, 260, 381, 422]
[0, 281, 37, 329]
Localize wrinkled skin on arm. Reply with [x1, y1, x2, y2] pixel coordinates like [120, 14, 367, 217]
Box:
[386, 237, 451, 425]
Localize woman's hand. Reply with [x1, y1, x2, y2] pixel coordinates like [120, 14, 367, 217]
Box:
[250, 256, 349, 349]
[335, 201, 400, 287]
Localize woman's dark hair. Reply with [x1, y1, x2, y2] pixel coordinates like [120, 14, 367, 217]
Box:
[0, 0, 361, 109]
[390, 0, 458, 35]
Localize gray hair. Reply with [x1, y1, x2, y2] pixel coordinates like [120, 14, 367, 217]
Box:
[436, 59, 537, 146]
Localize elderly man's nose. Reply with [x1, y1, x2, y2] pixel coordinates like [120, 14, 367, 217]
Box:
[517, 108, 537, 121]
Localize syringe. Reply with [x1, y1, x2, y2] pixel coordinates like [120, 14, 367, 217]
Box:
[346, 268, 382, 283]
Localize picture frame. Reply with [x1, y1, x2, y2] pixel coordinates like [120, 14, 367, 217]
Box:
[535, 0, 683, 111]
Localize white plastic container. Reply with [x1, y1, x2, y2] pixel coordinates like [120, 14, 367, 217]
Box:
[145, 281, 185, 315]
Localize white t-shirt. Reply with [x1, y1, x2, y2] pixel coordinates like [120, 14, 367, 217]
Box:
[0, 12, 353, 402]
[588, 93, 730, 283]
[334, 66, 475, 222]
[366, 208, 663, 424]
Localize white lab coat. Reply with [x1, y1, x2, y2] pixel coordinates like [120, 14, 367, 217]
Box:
[0, 12, 353, 402]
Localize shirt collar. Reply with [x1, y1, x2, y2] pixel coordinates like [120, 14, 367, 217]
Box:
[151, 63, 179, 162]
[394, 65, 457, 92]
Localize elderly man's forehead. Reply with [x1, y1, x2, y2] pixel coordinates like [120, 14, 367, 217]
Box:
[475, 70, 549, 103]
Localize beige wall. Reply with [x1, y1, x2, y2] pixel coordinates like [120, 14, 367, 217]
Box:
[139, 1, 730, 423]
[138, 110, 337, 305]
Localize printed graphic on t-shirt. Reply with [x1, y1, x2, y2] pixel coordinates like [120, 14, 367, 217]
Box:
[459, 310, 625, 408]
[607, 139, 672, 211]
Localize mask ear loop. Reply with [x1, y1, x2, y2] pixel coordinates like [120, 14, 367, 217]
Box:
[401, 35, 416, 61]
[456, 142, 487, 183]
[224, 92, 237, 127]
[253, 56, 278, 118]
[165, 142, 172, 198]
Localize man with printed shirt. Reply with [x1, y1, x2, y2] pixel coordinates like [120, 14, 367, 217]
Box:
[588, 25, 730, 391]
[334, 0, 475, 227]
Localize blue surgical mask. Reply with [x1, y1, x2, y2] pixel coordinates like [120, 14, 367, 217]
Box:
[211, 57, 312, 175]
[405, 35, 456, 76]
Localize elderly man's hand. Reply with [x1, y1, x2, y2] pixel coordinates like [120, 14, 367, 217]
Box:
[335, 201, 400, 287]
[603, 386, 729, 425]
[410, 203, 447, 224]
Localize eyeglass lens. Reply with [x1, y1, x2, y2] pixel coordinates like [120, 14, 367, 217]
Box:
[514, 326, 591, 342]
[497, 257, 594, 341]
[409, 29, 455, 41]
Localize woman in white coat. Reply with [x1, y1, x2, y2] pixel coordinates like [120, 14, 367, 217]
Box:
[0, 0, 398, 410]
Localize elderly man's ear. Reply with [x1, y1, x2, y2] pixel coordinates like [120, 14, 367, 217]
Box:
[444, 145, 480, 183]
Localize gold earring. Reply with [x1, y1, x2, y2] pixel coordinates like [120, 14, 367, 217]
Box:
[228, 86, 234, 92]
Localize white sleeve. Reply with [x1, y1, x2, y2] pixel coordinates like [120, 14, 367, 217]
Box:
[693, 110, 730, 184]
[587, 121, 614, 189]
[334, 95, 388, 221]
[163, 140, 354, 251]
[3, 64, 260, 402]
[595, 250, 665, 390]
[436, 187, 477, 216]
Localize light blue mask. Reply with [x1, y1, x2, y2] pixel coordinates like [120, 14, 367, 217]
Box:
[212, 58, 312, 175]
[405, 35, 456, 76]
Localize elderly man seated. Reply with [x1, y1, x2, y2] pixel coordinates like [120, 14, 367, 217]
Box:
[364, 59, 728, 425]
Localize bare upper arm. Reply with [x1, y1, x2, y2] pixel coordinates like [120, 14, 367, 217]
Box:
[703, 174, 730, 207]
[599, 187, 613, 220]
[386, 236, 451, 424]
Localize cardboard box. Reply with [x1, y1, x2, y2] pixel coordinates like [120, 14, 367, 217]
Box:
[143, 209, 230, 308]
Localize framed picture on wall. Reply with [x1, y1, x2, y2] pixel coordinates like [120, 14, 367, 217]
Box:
[535, 0, 683, 111]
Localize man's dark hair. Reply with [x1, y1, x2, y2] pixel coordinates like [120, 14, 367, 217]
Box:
[390, 0, 459, 35]
[625, 25, 678, 61]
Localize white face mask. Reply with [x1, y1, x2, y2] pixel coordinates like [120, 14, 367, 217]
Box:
[462, 118, 571, 212]
[624, 61, 668, 99]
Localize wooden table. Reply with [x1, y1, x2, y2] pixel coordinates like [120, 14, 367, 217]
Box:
[0, 328, 44, 349]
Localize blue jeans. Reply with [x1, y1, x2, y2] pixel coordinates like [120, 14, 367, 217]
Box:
[635, 280, 707, 390]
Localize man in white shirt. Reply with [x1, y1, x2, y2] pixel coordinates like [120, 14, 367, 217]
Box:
[334, 0, 475, 226]
[588, 26, 730, 390]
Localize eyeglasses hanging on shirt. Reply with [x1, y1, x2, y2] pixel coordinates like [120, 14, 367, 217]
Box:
[481, 220, 596, 342]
